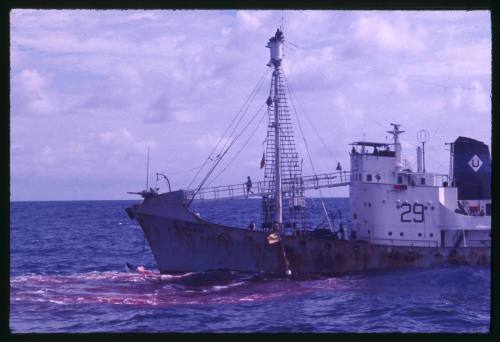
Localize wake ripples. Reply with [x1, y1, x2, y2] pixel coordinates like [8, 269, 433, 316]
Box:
[11, 270, 334, 308]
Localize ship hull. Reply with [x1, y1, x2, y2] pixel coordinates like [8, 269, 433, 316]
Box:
[127, 191, 490, 276]
[137, 213, 490, 276]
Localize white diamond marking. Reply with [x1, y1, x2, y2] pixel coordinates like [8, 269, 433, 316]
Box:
[468, 155, 483, 172]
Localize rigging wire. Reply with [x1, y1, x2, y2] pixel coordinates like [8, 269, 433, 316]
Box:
[282, 71, 333, 231]
[284, 42, 389, 135]
[186, 68, 270, 189]
[186, 68, 269, 189]
[206, 104, 268, 186]
[285, 42, 478, 174]
[290, 44, 388, 130]
[216, 73, 268, 163]
[285, 42, 477, 91]
[167, 163, 207, 175]
[406, 141, 449, 172]
[285, 44, 447, 180]
[283, 41, 481, 145]
[187, 100, 269, 206]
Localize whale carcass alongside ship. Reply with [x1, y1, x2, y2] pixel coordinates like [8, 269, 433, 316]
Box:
[125, 29, 491, 275]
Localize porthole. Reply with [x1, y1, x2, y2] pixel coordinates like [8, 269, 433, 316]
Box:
[367, 229, 370, 233]
[353, 213, 357, 219]
[396, 205, 400, 209]
[430, 233, 434, 237]
[400, 232, 404, 237]
[368, 203, 372, 207]
[418, 233, 422, 237]
[388, 232, 392, 236]
[431, 206, 435, 210]
[424, 206, 428, 210]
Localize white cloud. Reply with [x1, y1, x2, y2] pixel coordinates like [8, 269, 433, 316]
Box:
[333, 95, 348, 112]
[99, 128, 156, 153]
[392, 74, 409, 95]
[9, 10, 491, 200]
[173, 110, 196, 123]
[66, 141, 86, 154]
[236, 11, 268, 30]
[449, 88, 463, 109]
[194, 133, 231, 154]
[11, 69, 54, 115]
[471, 80, 490, 114]
[40, 145, 56, 165]
[351, 14, 427, 53]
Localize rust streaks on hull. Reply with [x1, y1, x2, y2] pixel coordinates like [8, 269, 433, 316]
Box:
[138, 214, 490, 275]
[127, 191, 490, 276]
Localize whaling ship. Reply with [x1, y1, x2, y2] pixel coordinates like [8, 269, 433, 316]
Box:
[126, 29, 491, 275]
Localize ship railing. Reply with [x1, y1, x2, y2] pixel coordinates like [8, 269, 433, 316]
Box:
[399, 171, 449, 187]
[186, 171, 351, 201]
[372, 237, 439, 247]
[467, 239, 491, 247]
[301, 171, 351, 190]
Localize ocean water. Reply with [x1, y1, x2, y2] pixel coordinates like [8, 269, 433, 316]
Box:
[10, 199, 490, 333]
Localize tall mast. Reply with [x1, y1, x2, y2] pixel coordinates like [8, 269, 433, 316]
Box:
[262, 28, 304, 233]
[268, 29, 284, 227]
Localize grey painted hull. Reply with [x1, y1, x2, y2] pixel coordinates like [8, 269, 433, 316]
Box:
[127, 191, 490, 275]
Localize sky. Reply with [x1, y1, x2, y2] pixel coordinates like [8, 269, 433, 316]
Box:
[10, 10, 491, 201]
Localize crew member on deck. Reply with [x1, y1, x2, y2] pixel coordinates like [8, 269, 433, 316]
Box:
[245, 176, 254, 194]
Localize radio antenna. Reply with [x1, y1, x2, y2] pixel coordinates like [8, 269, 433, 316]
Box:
[417, 129, 430, 173]
[146, 145, 150, 190]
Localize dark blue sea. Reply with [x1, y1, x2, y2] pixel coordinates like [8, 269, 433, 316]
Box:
[10, 199, 490, 333]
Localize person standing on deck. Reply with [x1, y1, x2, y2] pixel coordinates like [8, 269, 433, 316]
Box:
[245, 176, 254, 194]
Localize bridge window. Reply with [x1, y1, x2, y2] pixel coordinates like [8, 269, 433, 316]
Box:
[397, 174, 403, 184]
[486, 204, 491, 216]
[366, 174, 372, 182]
[420, 177, 426, 185]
